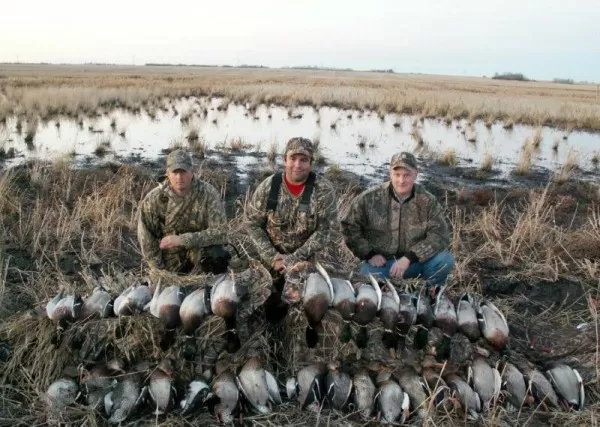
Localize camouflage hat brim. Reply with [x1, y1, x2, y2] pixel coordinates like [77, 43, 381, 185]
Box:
[390, 161, 417, 172]
[167, 162, 192, 173]
[286, 148, 313, 158]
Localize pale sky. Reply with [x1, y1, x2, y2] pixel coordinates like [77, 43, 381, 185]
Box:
[1, 0, 599, 82]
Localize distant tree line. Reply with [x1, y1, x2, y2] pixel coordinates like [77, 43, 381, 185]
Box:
[492, 72, 529, 81]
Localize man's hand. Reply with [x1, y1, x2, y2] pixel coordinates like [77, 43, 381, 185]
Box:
[273, 255, 286, 273]
[390, 256, 410, 278]
[368, 254, 387, 267]
[159, 235, 185, 250]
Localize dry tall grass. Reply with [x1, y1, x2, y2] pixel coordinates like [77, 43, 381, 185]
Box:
[2, 64, 600, 130]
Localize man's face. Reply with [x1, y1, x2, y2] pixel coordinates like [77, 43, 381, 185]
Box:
[284, 153, 312, 184]
[167, 169, 194, 195]
[390, 167, 417, 197]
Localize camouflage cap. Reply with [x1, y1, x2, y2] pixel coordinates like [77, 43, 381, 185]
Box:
[285, 137, 313, 158]
[166, 149, 193, 173]
[390, 152, 418, 172]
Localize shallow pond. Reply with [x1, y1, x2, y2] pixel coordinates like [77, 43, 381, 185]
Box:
[2, 96, 599, 183]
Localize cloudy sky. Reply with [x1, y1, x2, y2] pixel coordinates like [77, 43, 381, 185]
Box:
[1, 0, 599, 82]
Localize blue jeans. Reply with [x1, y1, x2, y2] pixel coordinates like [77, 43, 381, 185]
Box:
[359, 251, 454, 287]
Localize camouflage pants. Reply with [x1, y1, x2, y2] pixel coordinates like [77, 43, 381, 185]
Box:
[161, 245, 231, 274]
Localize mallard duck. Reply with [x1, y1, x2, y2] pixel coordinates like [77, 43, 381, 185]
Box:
[433, 285, 457, 337]
[148, 283, 184, 329]
[375, 377, 410, 424]
[148, 359, 176, 415]
[394, 366, 429, 420]
[456, 293, 480, 342]
[179, 287, 209, 359]
[545, 364, 584, 411]
[208, 370, 240, 424]
[303, 266, 334, 348]
[80, 286, 113, 319]
[46, 289, 83, 323]
[79, 358, 125, 409]
[468, 357, 501, 411]
[516, 361, 559, 409]
[415, 284, 434, 328]
[210, 272, 243, 353]
[352, 368, 376, 419]
[180, 378, 211, 415]
[396, 281, 417, 349]
[422, 367, 452, 410]
[235, 356, 272, 414]
[354, 275, 382, 326]
[105, 367, 148, 424]
[476, 299, 509, 351]
[287, 362, 328, 411]
[497, 360, 530, 410]
[325, 361, 352, 410]
[315, 263, 355, 342]
[378, 279, 400, 349]
[445, 373, 481, 420]
[114, 281, 151, 316]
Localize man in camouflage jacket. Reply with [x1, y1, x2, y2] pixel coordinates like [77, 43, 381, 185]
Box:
[341, 152, 454, 287]
[137, 149, 230, 274]
[245, 138, 339, 272]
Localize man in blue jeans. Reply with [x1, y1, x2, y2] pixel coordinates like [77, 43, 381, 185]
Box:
[341, 152, 454, 288]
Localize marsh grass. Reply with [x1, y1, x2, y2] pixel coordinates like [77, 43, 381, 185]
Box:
[93, 137, 111, 157]
[410, 127, 424, 147]
[531, 127, 543, 150]
[515, 140, 533, 175]
[436, 148, 458, 167]
[267, 141, 278, 162]
[554, 149, 580, 184]
[479, 152, 495, 172]
[0, 156, 599, 425]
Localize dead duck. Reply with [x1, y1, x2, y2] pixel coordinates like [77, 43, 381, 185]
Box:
[394, 366, 429, 420]
[147, 281, 184, 349]
[395, 281, 417, 350]
[302, 264, 334, 348]
[433, 285, 457, 338]
[476, 299, 509, 351]
[325, 361, 352, 411]
[46, 289, 83, 323]
[179, 287, 210, 359]
[516, 360, 559, 409]
[378, 278, 400, 350]
[79, 358, 125, 409]
[180, 378, 211, 416]
[235, 356, 273, 414]
[104, 366, 148, 424]
[148, 359, 177, 415]
[45, 377, 79, 411]
[422, 367, 452, 410]
[415, 284, 434, 328]
[375, 376, 410, 424]
[456, 293, 480, 342]
[445, 373, 481, 420]
[80, 286, 114, 319]
[354, 275, 382, 325]
[315, 263, 355, 342]
[287, 362, 328, 411]
[208, 370, 240, 424]
[497, 360, 530, 410]
[114, 281, 151, 316]
[545, 364, 584, 411]
[210, 272, 245, 353]
[352, 368, 376, 419]
[468, 357, 501, 411]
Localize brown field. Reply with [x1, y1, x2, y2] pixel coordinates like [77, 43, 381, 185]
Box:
[1, 64, 600, 131]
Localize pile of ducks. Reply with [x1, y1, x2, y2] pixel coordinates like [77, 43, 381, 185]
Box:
[45, 272, 247, 356]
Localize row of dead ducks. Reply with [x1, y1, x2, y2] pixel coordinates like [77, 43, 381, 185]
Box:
[44, 273, 246, 355]
[283, 262, 510, 352]
[45, 355, 585, 425]
[45, 262, 511, 355]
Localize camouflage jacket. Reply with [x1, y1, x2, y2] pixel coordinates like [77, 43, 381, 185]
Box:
[137, 178, 227, 271]
[341, 183, 450, 263]
[245, 173, 339, 267]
